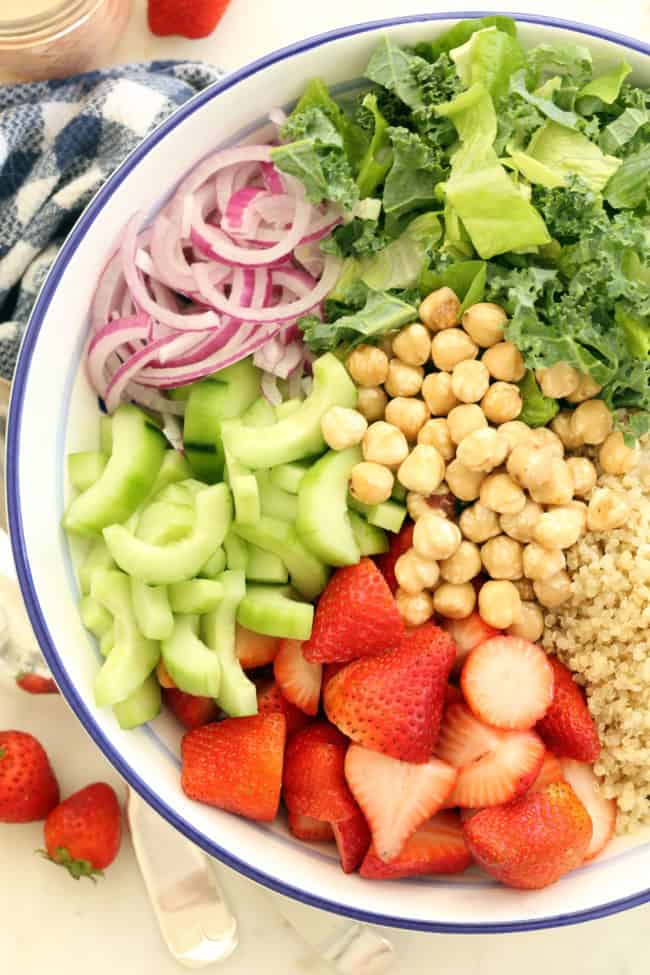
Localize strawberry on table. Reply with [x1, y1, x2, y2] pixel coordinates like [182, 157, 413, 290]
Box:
[0, 730, 59, 823]
[344, 744, 457, 863]
[529, 751, 564, 793]
[536, 657, 601, 762]
[374, 522, 414, 593]
[283, 723, 356, 823]
[274, 640, 322, 716]
[559, 759, 616, 861]
[43, 783, 121, 880]
[303, 559, 404, 664]
[441, 612, 500, 673]
[15, 673, 58, 695]
[287, 810, 334, 843]
[463, 781, 592, 889]
[360, 811, 471, 880]
[163, 688, 218, 730]
[332, 806, 371, 873]
[324, 623, 456, 762]
[236, 624, 280, 671]
[148, 0, 231, 39]
[256, 679, 311, 738]
[182, 713, 285, 822]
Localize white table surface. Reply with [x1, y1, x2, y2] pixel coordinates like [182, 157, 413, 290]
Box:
[2, 1, 650, 972]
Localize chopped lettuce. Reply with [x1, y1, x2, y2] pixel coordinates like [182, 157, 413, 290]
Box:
[450, 26, 525, 99]
[524, 122, 621, 192]
[518, 371, 560, 427]
[356, 94, 393, 199]
[509, 69, 579, 129]
[415, 15, 517, 63]
[600, 108, 650, 155]
[604, 147, 650, 209]
[299, 290, 417, 354]
[360, 213, 441, 291]
[577, 61, 631, 111]
[420, 258, 487, 312]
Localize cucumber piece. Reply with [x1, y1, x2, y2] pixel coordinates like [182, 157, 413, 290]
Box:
[234, 516, 329, 600]
[78, 537, 116, 595]
[99, 415, 112, 455]
[296, 447, 361, 566]
[224, 530, 249, 571]
[131, 578, 174, 641]
[222, 353, 356, 469]
[391, 482, 407, 503]
[149, 450, 193, 497]
[104, 483, 232, 585]
[275, 398, 302, 420]
[368, 501, 407, 533]
[268, 461, 310, 495]
[199, 547, 227, 579]
[346, 494, 370, 517]
[91, 570, 160, 707]
[256, 471, 299, 522]
[113, 675, 161, 730]
[237, 584, 314, 640]
[161, 615, 221, 698]
[168, 579, 223, 614]
[136, 501, 194, 545]
[154, 482, 194, 506]
[100, 627, 115, 658]
[202, 570, 257, 717]
[63, 404, 167, 536]
[246, 544, 289, 584]
[68, 451, 108, 492]
[349, 511, 389, 556]
[225, 448, 260, 525]
[242, 396, 276, 427]
[79, 594, 112, 638]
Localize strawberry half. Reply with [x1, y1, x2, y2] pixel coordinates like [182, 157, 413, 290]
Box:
[536, 657, 601, 762]
[181, 713, 285, 822]
[441, 613, 500, 674]
[332, 807, 371, 873]
[287, 810, 334, 843]
[163, 688, 218, 731]
[436, 700, 545, 808]
[43, 783, 121, 879]
[148, 0, 232, 39]
[256, 679, 311, 738]
[559, 759, 616, 861]
[374, 522, 414, 593]
[529, 751, 564, 793]
[360, 811, 471, 880]
[324, 623, 455, 762]
[344, 744, 457, 863]
[461, 636, 554, 731]
[303, 559, 404, 664]
[236, 624, 280, 671]
[274, 640, 322, 716]
[0, 730, 59, 823]
[283, 723, 356, 822]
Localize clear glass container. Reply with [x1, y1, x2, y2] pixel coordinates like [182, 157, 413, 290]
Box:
[0, 0, 131, 83]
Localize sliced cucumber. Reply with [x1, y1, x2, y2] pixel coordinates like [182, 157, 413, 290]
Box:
[391, 482, 408, 503]
[256, 471, 299, 522]
[79, 594, 113, 638]
[367, 500, 407, 533]
[275, 398, 302, 420]
[225, 448, 260, 525]
[149, 450, 193, 497]
[349, 511, 389, 556]
[100, 627, 115, 658]
[104, 483, 232, 585]
[222, 354, 356, 469]
[99, 415, 112, 455]
[234, 516, 329, 600]
[154, 482, 194, 506]
[202, 570, 257, 717]
[199, 547, 227, 579]
[246, 544, 289, 584]
[296, 446, 361, 566]
[168, 578, 223, 614]
[78, 536, 116, 596]
[68, 451, 108, 492]
[237, 584, 314, 640]
[113, 675, 161, 730]
[242, 396, 276, 427]
[268, 461, 310, 495]
[131, 578, 174, 641]
[136, 501, 194, 545]
[224, 530, 249, 571]
[161, 614, 221, 698]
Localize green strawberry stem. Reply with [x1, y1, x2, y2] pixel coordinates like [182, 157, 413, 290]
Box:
[38, 847, 104, 882]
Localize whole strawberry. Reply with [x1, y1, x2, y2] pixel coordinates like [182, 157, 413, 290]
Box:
[43, 783, 122, 879]
[0, 730, 59, 823]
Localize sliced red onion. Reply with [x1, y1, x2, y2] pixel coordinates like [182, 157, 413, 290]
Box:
[87, 313, 150, 396]
[223, 186, 267, 236]
[269, 108, 287, 128]
[260, 162, 284, 194]
[127, 383, 187, 417]
[150, 214, 197, 293]
[92, 248, 126, 329]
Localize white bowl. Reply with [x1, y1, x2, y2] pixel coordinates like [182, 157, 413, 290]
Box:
[8, 12, 650, 933]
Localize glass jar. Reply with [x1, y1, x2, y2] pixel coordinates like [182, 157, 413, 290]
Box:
[0, 0, 131, 83]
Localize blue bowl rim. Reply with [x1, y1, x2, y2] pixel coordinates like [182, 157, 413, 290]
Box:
[7, 10, 650, 934]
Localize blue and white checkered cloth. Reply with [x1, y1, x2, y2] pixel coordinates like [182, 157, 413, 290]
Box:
[0, 60, 222, 380]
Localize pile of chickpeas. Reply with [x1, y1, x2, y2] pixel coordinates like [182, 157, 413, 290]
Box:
[320, 287, 638, 640]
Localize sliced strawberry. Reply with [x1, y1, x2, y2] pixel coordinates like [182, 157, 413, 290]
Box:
[445, 683, 464, 708]
[256, 679, 311, 738]
[322, 662, 347, 694]
[529, 751, 564, 793]
[344, 744, 457, 863]
[436, 701, 544, 808]
[374, 522, 414, 593]
[324, 623, 455, 762]
[461, 636, 554, 731]
[360, 811, 471, 880]
[303, 559, 404, 664]
[441, 613, 500, 673]
[283, 723, 356, 822]
[236, 624, 280, 670]
[559, 759, 616, 861]
[536, 657, 601, 762]
[287, 810, 334, 843]
[163, 688, 218, 731]
[16, 673, 58, 694]
[274, 640, 322, 716]
[332, 807, 371, 873]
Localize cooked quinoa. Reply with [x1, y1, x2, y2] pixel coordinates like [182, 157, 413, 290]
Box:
[543, 439, 650, 833]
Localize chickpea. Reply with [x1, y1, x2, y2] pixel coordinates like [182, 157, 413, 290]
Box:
[446, 459, 486, 501]
[447, 404, 488, 445]
[357, 386, 388, 423]
[456, 427, 508, 473]
[462, 303, 507, 348]
[482, 342, 526, 382]
[385, 397, 430, 442]
[513, 577, 536, 602]
[395, 548, 440, 595]
[406, 492, 433, 522]
[431, 328, 479, 373]
[508, 602, 544, 642]
[378, 333, 397, 358]
[363, 421, 409, 469]
[350, 462, 394, 505]
[528, 427, 564, 457]
[418, 418, 455, 461]
[451, 359, 490, 404]
[321, 406, 367, 451]
[507, 442, 548, 487]
[156, 659, 176, 689]
[385, 359, 424, 398]
[566, 372, 603, 404]
[440, 540, 482, 585]
[481, 382, 522, 424]
[421, 372, 459, 416]
[569, 400, 613, 446]
[498, 420, 532, 452]
[587, 487, 629, 532]
[347, 344, 389, 387]
[413, 512, 461, 560]
[481, 535, 523, 581]
[566, 500, 588, 534]
[459, 502, 501, 544]
[533, 506, 585, 550]
[533, 571, 572, 609]
[529, 457, 574, 506]
[395, 588, 434, 626]
[536, 362, 580, 399]
[566, 457, 597, 498]
[397, 445, 446, 495]
[523, 543, 565, 581]
[433, 582, 476, 619]
[500, 499, 543, 543]
[392, 323, 431, 366]
[478, 580, 522, 629]
[419, 286, 461, 332]
[599, 432, 638, 476]
[551, 411, 584, 450]
[480, 473, 526, 515]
